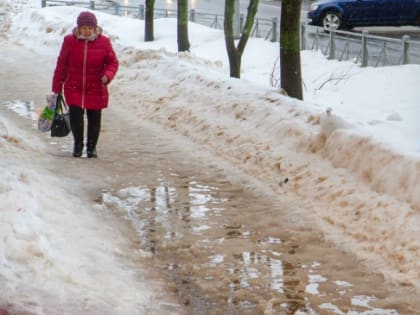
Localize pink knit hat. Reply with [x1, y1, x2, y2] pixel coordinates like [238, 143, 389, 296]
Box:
[77, 11, 98, 27]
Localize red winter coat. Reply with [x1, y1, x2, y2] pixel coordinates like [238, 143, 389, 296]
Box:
[52, 28, 119, 110]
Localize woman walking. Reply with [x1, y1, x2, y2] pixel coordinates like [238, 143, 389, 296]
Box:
[52, 11, 119, 158]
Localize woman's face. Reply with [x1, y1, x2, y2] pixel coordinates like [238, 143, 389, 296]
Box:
[79, 25, 95, 37]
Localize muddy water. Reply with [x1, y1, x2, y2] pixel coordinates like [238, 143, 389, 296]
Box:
[100, 120, 418, 315]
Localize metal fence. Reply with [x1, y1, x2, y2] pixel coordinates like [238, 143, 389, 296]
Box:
[301, 24, 420, 67]
[42, 0, 420, 67]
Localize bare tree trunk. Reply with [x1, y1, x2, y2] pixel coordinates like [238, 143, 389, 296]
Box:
[280, 0, 303, 100]
[144, 0, 155, 42]
[224, 0, 259, 78]
[224, 0, 240, 77]
[177, 0, 190, 52]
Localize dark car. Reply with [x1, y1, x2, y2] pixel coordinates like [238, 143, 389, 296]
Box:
[307, 0, 420, 30]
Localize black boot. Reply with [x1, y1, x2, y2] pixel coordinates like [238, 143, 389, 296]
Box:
[73, 142, 83, 158]
[69, 106, 84, 158]
[86, 109, 101, 159]
[87, 143, 97, 158]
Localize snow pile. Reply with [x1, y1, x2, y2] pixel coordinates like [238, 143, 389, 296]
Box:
[0, 108, 180, 314]
[319, 107, 353, 137]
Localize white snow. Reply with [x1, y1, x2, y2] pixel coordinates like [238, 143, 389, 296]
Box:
[1, 0, 419, 312]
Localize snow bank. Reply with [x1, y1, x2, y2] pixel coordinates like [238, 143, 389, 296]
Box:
[0, 108, 180, 314]
[321, 130, 420, 210]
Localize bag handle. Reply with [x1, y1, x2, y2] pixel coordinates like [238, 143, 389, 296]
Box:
[55, 94, 69, 114]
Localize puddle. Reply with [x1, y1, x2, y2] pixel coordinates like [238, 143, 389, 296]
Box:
[101, 175, 416, 314]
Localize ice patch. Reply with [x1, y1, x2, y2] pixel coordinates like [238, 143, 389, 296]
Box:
[4, 100, 37, 120]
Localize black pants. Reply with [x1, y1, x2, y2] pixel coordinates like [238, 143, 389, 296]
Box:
[69, 105, 101, 148]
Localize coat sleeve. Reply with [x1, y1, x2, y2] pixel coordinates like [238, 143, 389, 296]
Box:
[52, 36, 71, 94]
[102, 37, 119, 83]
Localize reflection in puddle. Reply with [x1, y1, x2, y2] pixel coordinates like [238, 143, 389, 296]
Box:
[306, 274, 327, 295]
[102, 180, 403, 314]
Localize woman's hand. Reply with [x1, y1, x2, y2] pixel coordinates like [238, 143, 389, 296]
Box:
[101, 75, 109, 85]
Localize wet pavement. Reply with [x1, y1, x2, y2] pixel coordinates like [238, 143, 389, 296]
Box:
[99, 121, 419, 314]
[1, 41, 419, 314]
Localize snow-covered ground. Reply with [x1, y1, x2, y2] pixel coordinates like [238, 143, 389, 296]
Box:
[1, 0, 419, 312]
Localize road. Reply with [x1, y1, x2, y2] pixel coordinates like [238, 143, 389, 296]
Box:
[128, 0, 419, 38]
[119, 0, 310, 19]
[1, 36, 419, 314]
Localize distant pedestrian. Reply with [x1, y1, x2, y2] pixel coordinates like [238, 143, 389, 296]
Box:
[52, 11, 119, 158]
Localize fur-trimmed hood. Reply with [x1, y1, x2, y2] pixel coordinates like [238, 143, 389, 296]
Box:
[72, 26, 103, 41]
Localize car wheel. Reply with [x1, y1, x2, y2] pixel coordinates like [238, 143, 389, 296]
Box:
[322, 11, 341, 31]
